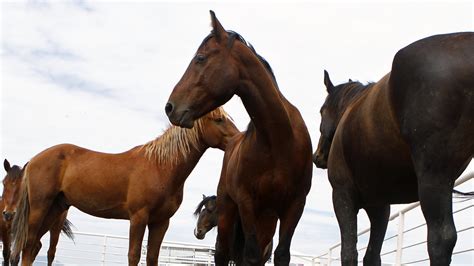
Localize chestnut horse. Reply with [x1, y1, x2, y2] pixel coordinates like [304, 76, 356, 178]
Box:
[313, 32, 474, 265]
[12, 107, 238, 266]
[165, 11, 312, 265]
[193, 195, 273, 265]
[2, 160, 73, 266]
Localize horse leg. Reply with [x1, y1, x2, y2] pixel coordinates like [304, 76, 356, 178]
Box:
[215, 195, 237, 266]
[21, 198, 54, 265]
[46, 211, 68, 266]
[3, 233, 10, 266]
[362, 205, 390, 266]
[273, 197, 305, 266]
[413, 164, 458, 265]
[128, 211, 148, 265]
[333, 188, 358, 266]
[145, 220, 170, 266]
[237, 199, 261, 265]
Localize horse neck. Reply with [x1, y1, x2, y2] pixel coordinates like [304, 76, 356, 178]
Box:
[335, 84, 370, 120]
[235, 50, 294, 146]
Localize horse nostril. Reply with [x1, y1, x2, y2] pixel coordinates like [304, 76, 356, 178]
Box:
[165, 102, 174, 115]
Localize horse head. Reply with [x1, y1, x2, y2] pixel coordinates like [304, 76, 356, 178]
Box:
[193, 195, 218, 240]
[198, 107, 239, 151]
[314, 71, 368, 168]
[2, 159, 26, 222]
[166, 11, 246, 128]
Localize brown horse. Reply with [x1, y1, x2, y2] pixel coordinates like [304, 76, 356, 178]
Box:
[165, 11, 313, 265]
[193, 195, 273, 265]
[2, 160, 73, 266]
[313, 32, 474, 265]
[12, 107, 238, 265]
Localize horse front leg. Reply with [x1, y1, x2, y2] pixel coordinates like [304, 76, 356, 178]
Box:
[128, 211, 148, 266]
[363, 205, 390, 266]
[2, 234, 10, 266]
[333, 188, 359, 266]
[145, 220, 170, 266]
[237, 198, 261, 266]
[273, 197, 305, 266]
[215, 195, 238, 266]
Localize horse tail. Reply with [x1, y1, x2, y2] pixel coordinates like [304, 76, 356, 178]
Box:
[11, 165, 30, 258]
[61, 218, 75, 242]
[453, 189, 474, 198]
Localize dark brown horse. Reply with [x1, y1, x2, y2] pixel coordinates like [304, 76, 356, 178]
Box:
[313, 32, 474, 265]
[193, 195, 273, 265]
[2, 160, 73, 266]
[12, 107, 238, 266]
[165, 11, 313, 265]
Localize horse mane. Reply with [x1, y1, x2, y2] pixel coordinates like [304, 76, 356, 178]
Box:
[141, 107, 229, 165]
[193, 195, 216, 216]
[329, 81, 375, 112]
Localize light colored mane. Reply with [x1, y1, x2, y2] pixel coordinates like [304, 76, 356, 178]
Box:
[142, 107, 229, 165]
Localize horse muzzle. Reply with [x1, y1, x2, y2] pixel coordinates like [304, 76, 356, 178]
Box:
[313, 152, 328, 169]
[194, 228, 206, 240]
[165, 102, 195, 128]
[2, 210, 15, 222]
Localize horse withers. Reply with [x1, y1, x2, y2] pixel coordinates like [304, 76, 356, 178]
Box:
[166, 11, 312, 265]
[314, 32, 474, 265]
[2, 160, 73, 266]
[193, 195, 272, 265]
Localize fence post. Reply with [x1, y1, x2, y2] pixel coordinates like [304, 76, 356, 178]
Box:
[102, 235, 108, 266]
[395, 211, 405, 266]
[328, 248, 332, 266]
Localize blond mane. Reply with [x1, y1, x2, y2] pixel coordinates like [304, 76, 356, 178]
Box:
[142, 107, 229, 165]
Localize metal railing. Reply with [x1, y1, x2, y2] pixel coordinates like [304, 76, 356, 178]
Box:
[314, 172, 474, 266]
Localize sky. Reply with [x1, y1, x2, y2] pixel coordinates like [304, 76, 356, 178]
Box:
[1, 0, 473, 264]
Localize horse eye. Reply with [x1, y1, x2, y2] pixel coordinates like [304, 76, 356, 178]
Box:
[215, 117, 224, 123]
[195, 54, 206, 63]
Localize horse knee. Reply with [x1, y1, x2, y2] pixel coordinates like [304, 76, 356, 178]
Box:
[273, 246, 290, 266]
[243, 234, 261, 265]
[128, 249, 141, 265]
[363, 252, 381, 266]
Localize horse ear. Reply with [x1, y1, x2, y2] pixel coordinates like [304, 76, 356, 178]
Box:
[349, 79, 353, 82]
[4, 159, 11, 172]
[324, 70, 335, 94]
[210, 10, 226, 42]
[202, 194, 206, 199]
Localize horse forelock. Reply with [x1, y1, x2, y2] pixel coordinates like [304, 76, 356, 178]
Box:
[142, 107, 229, 165]
[193, 195, 217, 216]
[4, 165, 22, 181]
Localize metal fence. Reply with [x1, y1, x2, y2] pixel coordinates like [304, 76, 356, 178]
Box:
[315, 172, 474, 266]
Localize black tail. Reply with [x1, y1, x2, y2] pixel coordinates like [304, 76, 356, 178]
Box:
[61, 218, 75, 242]
[453, 189, 474, 198]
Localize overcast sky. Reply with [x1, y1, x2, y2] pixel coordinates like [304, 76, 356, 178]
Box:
[1, 0, 473, 264]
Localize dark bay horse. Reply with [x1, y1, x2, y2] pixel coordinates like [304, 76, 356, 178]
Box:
[313, 32, 474, 265]
[193, 195, 273, 265]
[165, 11, 313, 265]
[2, 160, 73, 266]
[12, 107, 238, 265]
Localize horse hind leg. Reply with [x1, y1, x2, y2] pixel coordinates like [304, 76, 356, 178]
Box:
[363, 205, 390, 266]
